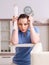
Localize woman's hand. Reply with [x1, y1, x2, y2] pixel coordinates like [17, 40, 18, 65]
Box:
[12, 16, 18, 22]
[28, 15, 34, 26]
[12, 16, 18, 30]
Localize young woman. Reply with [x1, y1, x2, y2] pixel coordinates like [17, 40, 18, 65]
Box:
[11, 14, 40, 65]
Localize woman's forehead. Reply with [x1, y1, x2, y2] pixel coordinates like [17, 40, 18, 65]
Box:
[18, 18, 28, 23]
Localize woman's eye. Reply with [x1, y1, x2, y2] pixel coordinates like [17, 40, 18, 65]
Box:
[19, 24, 22, 25]
[24, 24, 28, 25]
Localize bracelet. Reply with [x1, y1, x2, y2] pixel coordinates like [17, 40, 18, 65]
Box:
[13, 22, 17, 30]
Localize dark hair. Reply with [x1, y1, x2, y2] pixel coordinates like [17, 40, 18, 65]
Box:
[18, 14, 29, 20]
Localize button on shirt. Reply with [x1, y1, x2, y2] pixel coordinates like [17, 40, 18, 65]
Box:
[13, 26, 39, 65]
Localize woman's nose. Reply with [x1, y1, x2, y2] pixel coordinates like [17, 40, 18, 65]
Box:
[22, 25, 25, 28]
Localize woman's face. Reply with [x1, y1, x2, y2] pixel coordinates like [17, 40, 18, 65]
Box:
[18, 18, 29, 33]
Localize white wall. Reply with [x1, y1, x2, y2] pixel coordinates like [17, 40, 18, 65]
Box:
[0, 0, 49, 22]
[15, 0, 49, 22]
[0, 0, 15, 19]
[39, 26, 49, 51]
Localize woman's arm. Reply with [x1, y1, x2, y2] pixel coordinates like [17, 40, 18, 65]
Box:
[28, 16, 40, 44]
[10, 16, 18, 45]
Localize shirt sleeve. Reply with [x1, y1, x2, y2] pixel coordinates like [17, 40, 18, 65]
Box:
[34, 26, 40, 33]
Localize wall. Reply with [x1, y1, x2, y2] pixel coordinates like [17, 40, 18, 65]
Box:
[39, 25, 49, 51]
[0, 0, 49, 22]
[0, 0, 15, 19]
